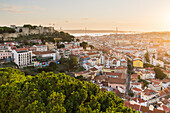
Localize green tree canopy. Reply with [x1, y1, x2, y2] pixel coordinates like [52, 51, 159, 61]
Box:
[76, 39, 80, 42]
[0, 68, 137, 113]
[16, 31, 74, 44]
[0, 27, 16, 34]
[144, 51, 150, 63]
[23, 24, 37, 29]
[154, 67, 167, 80]
[80, 41, 88, 50]
[49, 62, 58, 71]
[89, 45, 95, 49]
[59, 56, 78, 72]
[68, 56, 78, 71]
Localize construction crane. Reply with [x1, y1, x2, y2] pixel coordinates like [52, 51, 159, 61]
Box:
[54, 38, 62, 49]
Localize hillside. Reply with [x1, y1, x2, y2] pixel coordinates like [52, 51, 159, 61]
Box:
[0, 67, 137, 113]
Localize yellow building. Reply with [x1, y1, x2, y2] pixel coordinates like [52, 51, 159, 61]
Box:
[133, 58, 143, 68]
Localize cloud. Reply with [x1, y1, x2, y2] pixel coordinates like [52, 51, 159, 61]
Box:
[0, 4, 45, 14]
[31, 6, 45, 11]
[81, 18, 89, 21]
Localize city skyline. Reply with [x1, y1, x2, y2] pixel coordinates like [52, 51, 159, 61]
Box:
[0, 0, 170, 31]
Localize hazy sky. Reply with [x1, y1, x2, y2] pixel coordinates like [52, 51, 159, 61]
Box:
[0, 0, 170, 31]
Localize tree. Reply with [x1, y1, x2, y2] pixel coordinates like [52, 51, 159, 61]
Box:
[89, 45, 94, 50]
[76, 39, 80, 42]
[128, 91, 134, 97]
[23, 24, 37, 29]
[49, 62, 58, 71]
[138, 75, 141, 80]
[0, 27, 16, 34]
[0, 68, 137, 113]
[40, 35, 45, 44]
[154, 67, 167, 80]
[80, 42, 88, 50]
[145, 51, 150, 63]
[144, 63, 154, 68]
[75, 75, 87, 81]
[68, 56, 78, 71]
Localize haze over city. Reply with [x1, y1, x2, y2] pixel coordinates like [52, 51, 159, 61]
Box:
[1, 0, 170, 31]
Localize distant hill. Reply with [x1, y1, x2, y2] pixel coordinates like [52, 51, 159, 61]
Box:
[64, 29, 137, 34]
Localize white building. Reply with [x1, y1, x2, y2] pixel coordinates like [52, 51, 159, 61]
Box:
[33, 45, 47, 52]
[141, 88, 159, 105]
[12, 48, 32, 67]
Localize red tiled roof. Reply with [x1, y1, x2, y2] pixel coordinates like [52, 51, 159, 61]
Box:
[163, 78, 170, 83]
[140, 106, 165, 113]
[89, 67, 98, 71]
[131, 74, 139, 78]
[143, 88, 157, 96]
[104, 72, 122, 76]
[132, 87, 142, 92]
[80, 56, 90, 58]
[15, 48, 28, 52]
[94, 75, 107, 81]
[32, 51, 56, 55]
[113, 89, 124, 97]
[159, 91, 166, 97]
[87, 52, 99, 56]
[124, 101, 140, 111]
[131, 97, 146, 103]
[164, 88, 170, 94]
[162, 105, 170, 113]
[106, 78, 126, 84]
[76, 71, 89, 75]
[162, 98, 170, 105]
[35, 44, 46, 46]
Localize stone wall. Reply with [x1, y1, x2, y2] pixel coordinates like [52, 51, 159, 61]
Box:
[0, 33, 22, 41]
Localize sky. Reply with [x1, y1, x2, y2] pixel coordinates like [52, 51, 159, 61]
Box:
[0, 0, 170, 31]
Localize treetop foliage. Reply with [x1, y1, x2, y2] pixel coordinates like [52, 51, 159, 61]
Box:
[23, 24, 37, 29]
[0, 67, 137, 113]
[154, 67, 167, 80]
[80, 41, 88, 50]
[0, 27, 16, 34]
[16, 31, 74, 45]
[144, 51, 150, 63]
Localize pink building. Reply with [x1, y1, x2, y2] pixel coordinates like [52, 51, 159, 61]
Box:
[70, 46, 84, 55]
[0, 44, 9, 50]
[106, 77, 126, 89]
[0, 50, 12, 59]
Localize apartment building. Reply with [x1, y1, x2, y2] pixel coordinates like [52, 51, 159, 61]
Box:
[0, 50, 12, 60]
[12, 48, 32, 67]
[70, 46, 84, 55]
